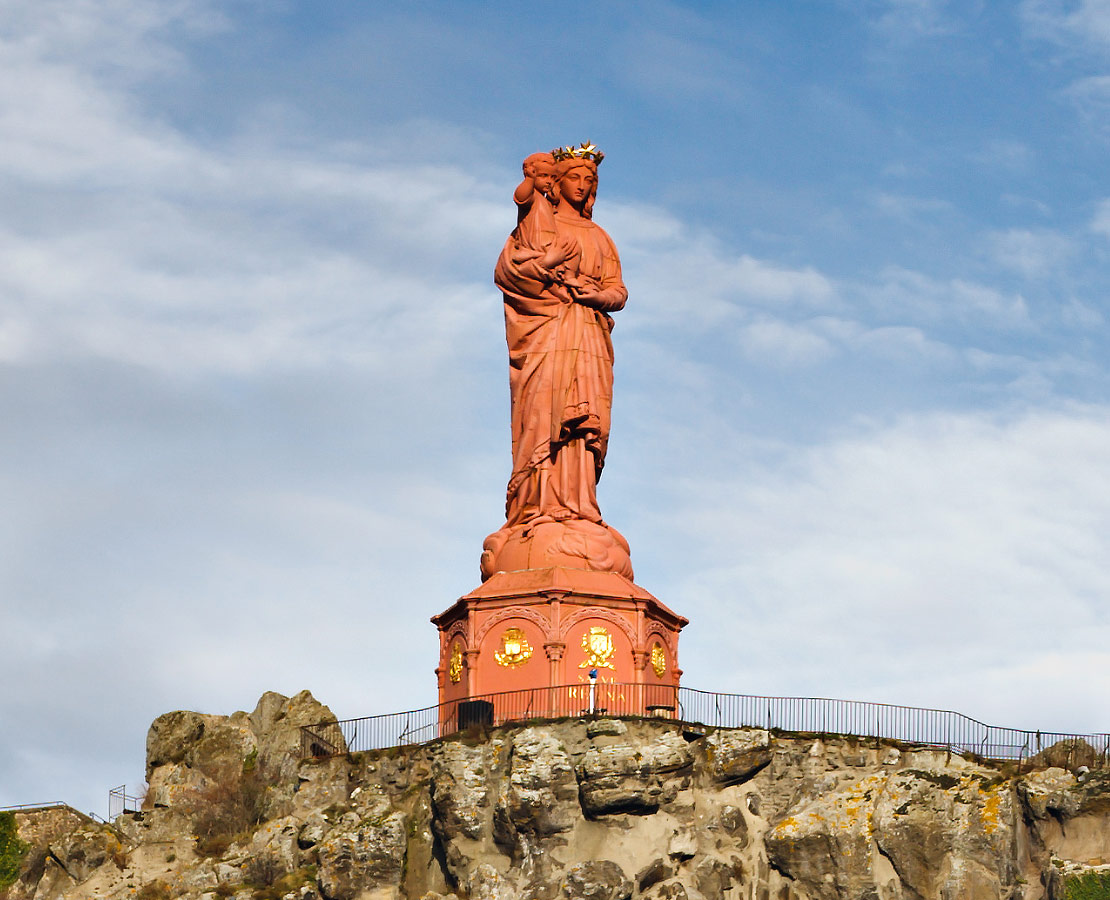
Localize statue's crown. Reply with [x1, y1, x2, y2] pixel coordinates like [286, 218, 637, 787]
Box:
[552, 141, 604, 165]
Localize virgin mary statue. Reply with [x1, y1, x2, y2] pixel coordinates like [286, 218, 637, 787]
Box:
[481, 143, 634, 581]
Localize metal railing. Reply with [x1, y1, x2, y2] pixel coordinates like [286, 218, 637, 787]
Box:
[108, 785, 142, 820]
[0, 801, 106, 824]
[0, 801, 70, 812]
[675, 688, 1110, 764]
[300, 681, 683, 758]
[301, 683, 1110, 767]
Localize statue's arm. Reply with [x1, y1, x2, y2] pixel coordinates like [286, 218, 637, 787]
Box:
[496, 237, 555, 300]
[572, 282, 627, 312]
[510, 232, 576, 286]
[514, 256, 554, 285]
[514, 177, 536, 208]
[570, 228, 626, 311]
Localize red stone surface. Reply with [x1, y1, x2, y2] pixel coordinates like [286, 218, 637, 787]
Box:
[432, 567, 687, 718]
[483, 146, 630, 581]
[433, 147, 687, 721]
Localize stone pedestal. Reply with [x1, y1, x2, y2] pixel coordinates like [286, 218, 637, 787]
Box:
[432, 567, 686, 724]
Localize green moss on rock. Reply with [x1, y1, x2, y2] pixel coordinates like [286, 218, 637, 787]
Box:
[0, 811, 29, 889]
[1060, 871, 1110, 900]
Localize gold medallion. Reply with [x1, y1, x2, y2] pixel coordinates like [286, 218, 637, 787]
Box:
[495, 627, 533, 667]
[448, 643, 464, 684]
[579, 626, 616, 669]
[650, 642, 666, 678]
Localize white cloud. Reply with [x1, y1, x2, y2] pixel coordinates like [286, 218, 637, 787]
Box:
[0, 189, 502, 375]
[1062, 74, 1110, 134]
[736, 318, 837, 365]
[1022, 0, 1110, 54]
[0, 0, 229, 187]
[853, 323, 956, 362]
[872, 191, 955, 221]
[1091, 197, 1110, 237]
[0, 54, 196, 184]
[0, 0, 225, 75]
[1001, 193, 1054, 217]
[879, 161, 919, 178]
[863, 267, 1031, 327]
[973, 139, 1036, 175]
[614, 27, 746, 104]
[1034, 40, 1110, 138]
[1060, 296, 1105, 328]
[604, 203, 838, 332]
[866, 0, 962, 38]
[0, 102, 508, 375]
[0, 0, 521, 379]
[0, 1, 516, 813]
[985, 228, 1074, 278]
[612, 216, 1055, 384]
[663, 405, 1110, 730]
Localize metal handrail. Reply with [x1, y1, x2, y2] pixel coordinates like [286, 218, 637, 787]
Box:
[0, 801, 106, 825]
[300, 683, 1110, 767]
[108, 785, 142, 820]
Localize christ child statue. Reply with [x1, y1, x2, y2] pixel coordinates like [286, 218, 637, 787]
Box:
[511, 151, 579, 280]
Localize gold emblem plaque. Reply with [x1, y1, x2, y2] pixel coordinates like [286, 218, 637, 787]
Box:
[579, 626, 616, 670]
[650, 642, 666, 678]
[448, 643, 464, 684]
[494, 627, 533, 667]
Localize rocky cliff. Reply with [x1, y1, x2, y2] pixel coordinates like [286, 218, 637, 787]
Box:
[4, 690, 1109, 900]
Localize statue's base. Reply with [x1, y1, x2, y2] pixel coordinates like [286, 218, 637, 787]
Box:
[432, 567, 687, 723]
[480, 520, 634, 582]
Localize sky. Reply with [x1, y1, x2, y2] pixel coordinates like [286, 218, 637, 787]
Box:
[3, 0, 1110, 817]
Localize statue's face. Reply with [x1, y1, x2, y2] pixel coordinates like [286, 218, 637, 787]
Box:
[532, 162, 555, 195]
[558, 165, 597, 207]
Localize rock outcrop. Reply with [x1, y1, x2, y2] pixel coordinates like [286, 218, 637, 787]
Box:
[4, 692, 1109, 900]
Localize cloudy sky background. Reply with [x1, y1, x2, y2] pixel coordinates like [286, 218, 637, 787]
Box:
[4, 0, 1110, 816]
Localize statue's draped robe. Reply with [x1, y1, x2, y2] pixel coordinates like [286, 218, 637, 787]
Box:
[494, 212, 627, 528]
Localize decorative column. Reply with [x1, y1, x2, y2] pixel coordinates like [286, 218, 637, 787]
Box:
[464, 648, 480, 696]
[544, 641, 566, 685]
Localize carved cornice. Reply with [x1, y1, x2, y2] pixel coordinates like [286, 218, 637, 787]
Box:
[644, 623, 674, 651]
[474, 605, 556, 645]
[445, 621, 469, 647]
[557, 606, 637, 644]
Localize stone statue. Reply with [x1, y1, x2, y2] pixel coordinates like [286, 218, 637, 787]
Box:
[481, 143, 634, 581]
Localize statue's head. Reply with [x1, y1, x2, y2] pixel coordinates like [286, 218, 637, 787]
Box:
[523, 152, 556, 195]
[552, 157, 598, 215]
[551, 143, 603, 217]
